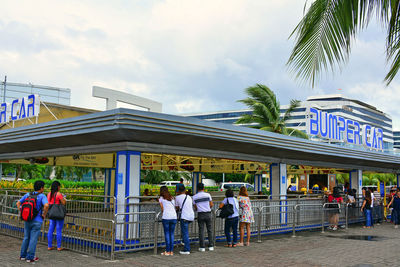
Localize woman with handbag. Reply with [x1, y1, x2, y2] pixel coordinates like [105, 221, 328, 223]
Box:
[219, 188, 239, 247]
[47, 181, 66, 251]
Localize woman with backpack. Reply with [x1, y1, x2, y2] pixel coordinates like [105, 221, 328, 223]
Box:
[219, 188, 239, 247]
[47, 181, 66, 251]
[327, 187, 343, 231]
[159, 186, 177, 256]
[361, 190, 373, 228]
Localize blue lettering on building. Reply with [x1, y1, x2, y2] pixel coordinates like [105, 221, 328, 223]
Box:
[308, 107, 384, 151]
[0, 94, 40, 124]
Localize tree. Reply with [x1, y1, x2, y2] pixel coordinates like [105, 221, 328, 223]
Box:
[236, 84, 309, 139]
[288, 1, 400, 86]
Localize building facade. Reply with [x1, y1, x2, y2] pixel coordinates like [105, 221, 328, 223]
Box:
[186, 94, 394, 151]
[0, 81, 71, 105]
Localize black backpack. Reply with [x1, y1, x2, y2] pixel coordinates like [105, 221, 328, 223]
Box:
[20, 193, 39, 221]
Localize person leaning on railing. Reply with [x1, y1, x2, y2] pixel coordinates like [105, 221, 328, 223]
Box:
[158, 186, 177, 256]
[193, 183, 214, 252]
[237, 186, 254, 247]
[47, 181, 67, 251]
[219, 188, 239, 247]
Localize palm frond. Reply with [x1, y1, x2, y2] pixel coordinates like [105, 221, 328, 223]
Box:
[282, 99, 301, 122]
[287, 0, 375, 87]
[286, 128, 310, 139]
[235, 114, 265, 127]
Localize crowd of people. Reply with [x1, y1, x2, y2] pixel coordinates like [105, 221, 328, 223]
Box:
[14, 179, 400, 261]
[158, 183, 254, 255]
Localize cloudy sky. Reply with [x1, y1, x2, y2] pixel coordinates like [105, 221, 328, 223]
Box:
[1, 1, 399, 128]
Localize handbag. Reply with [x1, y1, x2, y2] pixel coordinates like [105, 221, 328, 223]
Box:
[177, 195, 188, 221]
[218, 198, 234, 218]
[48, 193, 66, 220]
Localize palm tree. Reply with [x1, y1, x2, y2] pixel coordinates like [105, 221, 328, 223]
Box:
[287, 1, 400, 86]
[236, 84, 309, 139]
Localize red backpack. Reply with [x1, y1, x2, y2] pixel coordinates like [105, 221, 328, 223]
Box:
[20, 193, 39, 221]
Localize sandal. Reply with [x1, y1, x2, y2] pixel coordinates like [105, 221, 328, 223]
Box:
[236, 243, 244, 247]
[48, 247, 54, 251]
[232, 244, 237, 247]
[57, 248, 64, 251]
[161, 251, 170, 256]
[224, 244, 232, 248]
[246, 242, 250, 246]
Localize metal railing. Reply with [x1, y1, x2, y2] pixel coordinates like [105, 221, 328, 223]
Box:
[0, 191, 368, 260]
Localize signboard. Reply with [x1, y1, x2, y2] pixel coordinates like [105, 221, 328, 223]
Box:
[0, 94, 40, 124]
[307, 107, 384, 150]
[55, 154, 115, 168]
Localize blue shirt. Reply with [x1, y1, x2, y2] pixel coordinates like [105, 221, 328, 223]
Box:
[222, 197, 239, 219]
[19, 192, 48, 223]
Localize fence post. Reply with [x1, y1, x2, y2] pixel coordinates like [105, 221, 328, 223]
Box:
[321, 204, 325, 233]
[257, 207, 262, 243]
[345, 203, 349, 230]
[212, 210, 217, 245]
[153, 212, 159, 255]
[292, 205, 297, 237]
[111, 215, 116, 260]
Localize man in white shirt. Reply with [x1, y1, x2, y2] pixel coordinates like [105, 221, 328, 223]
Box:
[193, 183, 214, 252]
[175, 184, 194, 255]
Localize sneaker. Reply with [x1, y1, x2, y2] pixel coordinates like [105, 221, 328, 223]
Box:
[199, 248, 206, 252]
[208, 247, 214, 251]
[19, 257, 26, 261]
[395, 225, 398, 229]
[332, 226, 337, 231]
[179, 251, 190, 255]
[26, 257, 39, 263]
[340, 225, 346, 229]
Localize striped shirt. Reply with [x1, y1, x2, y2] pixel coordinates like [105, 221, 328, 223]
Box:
[193, 191, 212, 212]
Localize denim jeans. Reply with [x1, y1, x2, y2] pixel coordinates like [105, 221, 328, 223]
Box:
[224, 216, 238, 245]
[48, 219, 64, 248]
[198, 212, 213, 248]
[364, 209, 372, 227]
[162, 219, 177, 252]
[20, 220, 42, 260]
[180, 220, 191, 252]
[373, 205, 382, 224]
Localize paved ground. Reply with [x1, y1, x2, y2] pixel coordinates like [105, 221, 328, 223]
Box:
[1, 222, 400, 267]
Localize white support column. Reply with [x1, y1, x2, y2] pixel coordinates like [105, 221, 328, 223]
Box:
[192, 172, 202, 194]
[254, 174, 263, 193]
[270, 163, 287, 224]
[350, 169, 363, 196]
[115, 151, 141, 243]
[270, 163, 287, 198]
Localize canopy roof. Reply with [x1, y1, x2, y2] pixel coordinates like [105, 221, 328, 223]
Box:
[0, 108, 399, 173]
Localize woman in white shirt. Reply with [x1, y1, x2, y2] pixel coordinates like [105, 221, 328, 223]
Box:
[159, 186, 177, 256]
[219, 188, 239, 247]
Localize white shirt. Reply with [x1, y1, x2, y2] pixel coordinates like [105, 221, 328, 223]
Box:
[370, 193, 374, 207]
[175, 194, 194, 221]
[159, 197, 177, 220]
[193, 191, 212, 212]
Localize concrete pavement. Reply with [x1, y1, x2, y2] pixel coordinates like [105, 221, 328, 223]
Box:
[1, 222, 399, 267]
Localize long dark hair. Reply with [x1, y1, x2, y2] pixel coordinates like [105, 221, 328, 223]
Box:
[365, 190, 372, 205]
[50, 181, 61, 202]
[160, 186, 172, 201]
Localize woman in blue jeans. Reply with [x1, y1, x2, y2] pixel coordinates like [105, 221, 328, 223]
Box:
[361, 190, 372, 228]
[159, 186, 177, 256]
[219, 188, 239, 247]
[47, 181, 66, 251]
